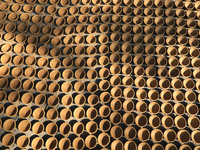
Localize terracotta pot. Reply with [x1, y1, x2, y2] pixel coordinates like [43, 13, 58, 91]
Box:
[47, 95, 59, 107]
[45, 122, 58, 135]
[18, 120, 31, 132]
[36, 81, 47, 92]
[19, 106, 32, 118]
[186, 103, 198, 115]
[188, 116, 200, 129]
[164, 129, 176, 142]
[161, 102, 173, 114]
[2, 133, 15, 146]
[162, 116, 173, 128]
[17, 135, 30, 148]
[73, 137, 84, 150]
[123, 112, 134, 125]
[6, 104, 18, 117]
[33, 108, 45, 120]
[99, 105, 111, 118]
[110, 99, 122, 111]
[149, 115, 160, 128]
[60, 108, 71, 121]
[32, 122, 44, 134]
[123, 100, 134, 111]
[34, 94, 46, 105]
[45, 137, 58, 150]
[136, 101, 147, 113]
[165, 144, 177, 150]
[174, 103, 185, 115]
[73, 107, 85, 119]
[149, 102, 160, 114]
[60, 122, 71, 135]
[175, 116, 186, 129]
[99, 56, 109, 66]
[123, 87, 135, 98]
[3, 119, 16, 132]
[135, 77, 145, 87]
[111, 87, 122, 98]
[135, 115, 147, 127]
[147, 78, 158, 88]
[87, 94, 99, 106]
[111, 140, 123, 150]
[99, 119, 111, 132]
[86, 107, 98, 120]
[86, 121, 98, 134]
[87, 69, 98, 80]
[31, 137, 44, 150]
[0, 91, 6, 102]
[46, 108, 58, 120]
[99, 68, 110, 78]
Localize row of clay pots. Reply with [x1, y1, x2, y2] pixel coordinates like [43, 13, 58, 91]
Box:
[4, 44, 199, 58]
[1, 53, 200, 68]
[3, 131, 200, 150]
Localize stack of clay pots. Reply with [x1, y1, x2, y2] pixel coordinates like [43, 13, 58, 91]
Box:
[1, 0, 200, 149]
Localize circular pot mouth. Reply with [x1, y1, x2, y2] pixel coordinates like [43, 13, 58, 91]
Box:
[36, 81, 47, 92]
[123, 100, 134, 111]
[186, 104, 199, 115]
[149, 102, 160, 114]
[51, 37, 61, 46]
[37, 57, 49, 67]
[2, 133, 15, 146]
[50, 70, 60, 80]
[86, 121, 98, 134]
[189, 117, 200, 129]
[11, 67, 23, 77]
[123, 112, 135, 125]
[60, 108, 72, 120]
[135, 115, 148, 127]
[62, 57, 73, 67]
[46, 122, 58, 135]
[74, 81, 85, 92]
[60, 122, 71, 135]
[17, 135, 30, 148]
[44, 15, 54, 24]
[46, 137, 58, 150]
[3, 119, 16, 132]
[122, 64, 132, 75]
[50, 47, 61, 57]
[99, 119, 111, 132]
[18, 120, 31, 132]
[20, 13, 30, 22]
[5, 22, 16, 32]
[73, 122, 84, 135]
[47, 95, 59, 107]
[123, 87, 135, 98]
[12, 3, 22, 12]
[4, 32, 15, 41]
[33, 108, 45, 120]
[8, 91, 20, 103]
[85, 135, 97, 149]
[136, 101, 147, 113]
[10, 79, 22, 90]
[87, 69, 98, 80]
[0, 66, 10, 77]
[111, 140, 123, 150]
[175, 116, 186, 129]
[0, 91, 6, 102]
[99, 56, 109, 66]
[23, 4, 33, 12]
[32, 137, 44, 150]
[162, 116, 174, 128]
[164, 129, 176, 142]
[34, 94, 46, 105]
[30, 25, 40, 34]
[98, 133, 110, 147]
[47, 5, 57, 14]
[32, 122, 44, 134]
[58, 8, 68, 17]
[13, 55, 24, 65]
[100, 92, 111, 103]
[74, 94, 86, 106]
[110, 99, 122, 111]
[62, 69, 73, 79]
[61, 82, 72, 93]
[99, 105, 111, 118]
[86, 107, 98, 120]
[74, 107, 85, 119]
[111, 87, 122, 98]
[149, 115, 160, 128]
[174, 103, 185, 115]
[21, 93, 33, 104]
[32, 15, 42, 24]
[161, 102, 173, 114]
[37, 69, 49, 79]
[38, 46, 49, 56]
[151, 129, 163, 142]
[56, 17, 66, 26]
[110, 112, 122, 125]
[26, 44, 37, 54]
[50, 58, 61, 69]
[35, 5, 45, 14]
[185, 91, 196, 102]
[88, 95, 99, 106]
[124, 127, 136, 140]
[87, 46, 97, 55]
[73, 137, 84, 150]
[59, 138, 71, 150]
[0, 12, 7, 21]
[138, 128, 150, 141]
[19, 106, 32, 118]
[1, 43, 13, 53]
[183, 79, 195, 89]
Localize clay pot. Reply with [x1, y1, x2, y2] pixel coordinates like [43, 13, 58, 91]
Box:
[175, 116, 186, 129]
[181, 68, 192, 77]
[17, 135, 30, 148]
[87, 69, 98, 80]
[86, 107, 98, 120]
[165, 144, 177, 150]
[60, 122, 71, 135]
[60, 108, 71, 121]
[186, 104, 198, 115]
[123, 113, 134, 125]
[36, 81, 47, 92]
[33, 108, 45, 120]
[138, 143, 151, 150]
[2, 133, 15, 146]
[111, 87, 122, 98]
[162, 116, 173, 128]
[164, 129, 176, 142]
[0, 78, 8, 89]
[151, 129, 163, 142]
[31, 137, 44, 150]
[99, 56, 109, 66]
[174, 103, 185, 115]
[99, 119, 111, 132]
[32, 122, 44, 134]
[123, 100, 134, 111]
[124, 141, 137, 150]
[161, 102, 173, 114]
[135, 77, 145, 87]
[192, 131, 200, 144]
[45, 137, 58, 150]
[0, 66, 10, 77]
[188, 116, 200, 129]
[99, 105, 111, 118]
[111, 140, 123, 150]
[110, 99, 122, 111]
[19, 106, 32, 118]
[18, 120, 31, 132]
[3, 119, 16, 132]
[61, 95, 73, 106]
[86, 121, 98, 134]
[149, 115, 160, 128]
[0, 91, 6, 102]
[136, 101, 147, 113]
[46, 108, 58, 120]
[73, 137, 84, 150]
[73, 107, 85, 119]
[88, 95, 99, 106]
[135, 115, 147, 127]
[123, 88, 135, 98]
[45, 122, 58, 135]
[35, 94, 46, 105]
[99, 80, 110, 91]
[149, 102, 160, 114]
